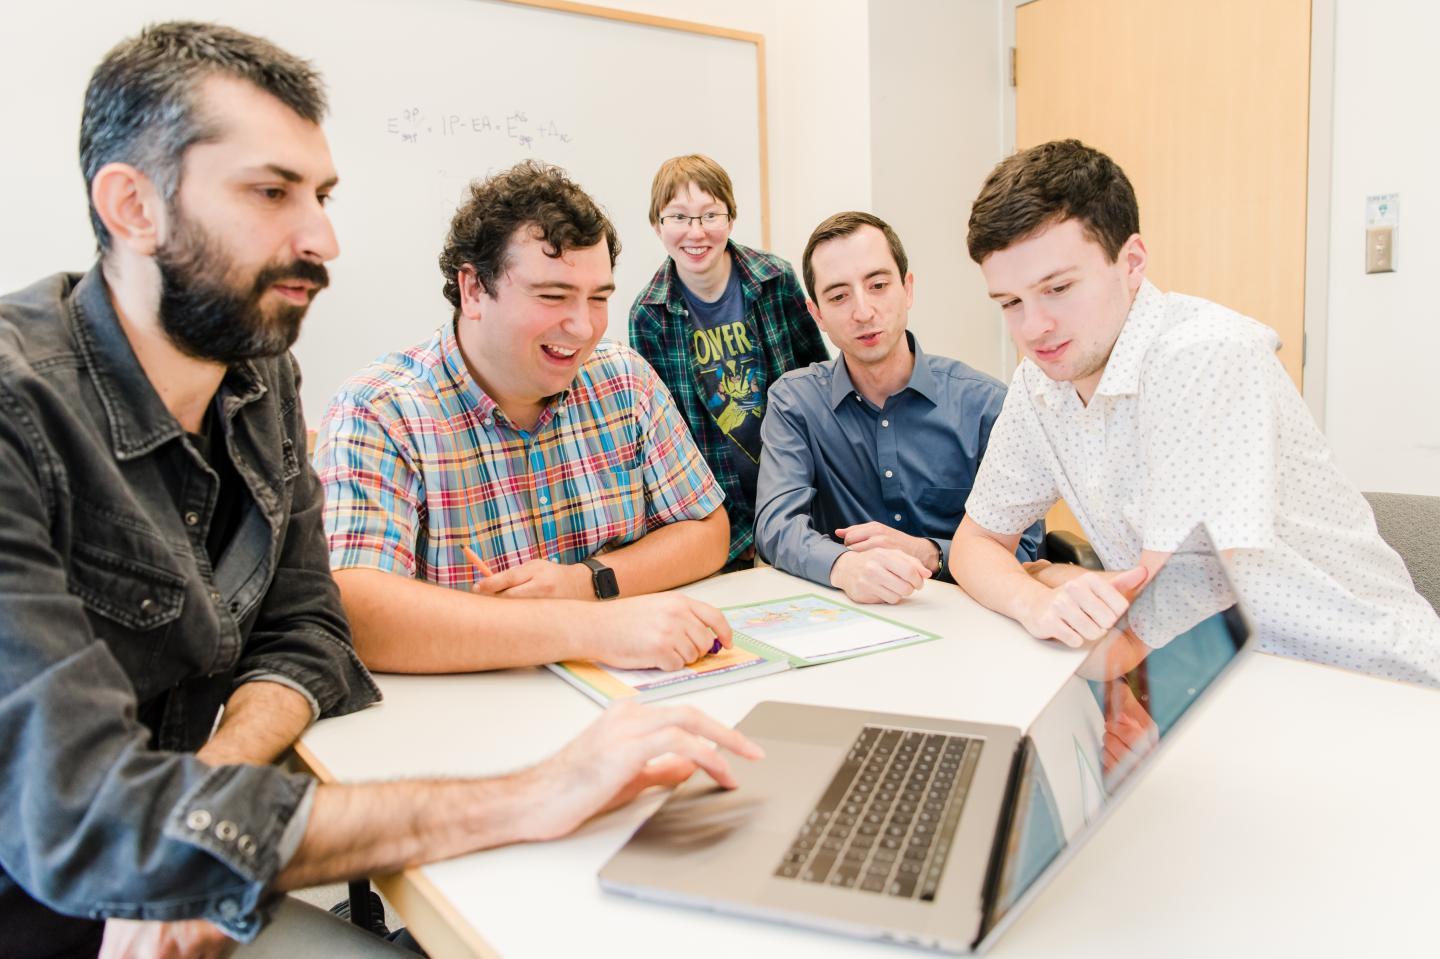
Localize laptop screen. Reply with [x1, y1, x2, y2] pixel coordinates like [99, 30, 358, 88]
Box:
[981, 526, 1250, 936]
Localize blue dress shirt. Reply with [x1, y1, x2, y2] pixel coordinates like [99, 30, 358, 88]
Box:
[755, 333, 1043, 585]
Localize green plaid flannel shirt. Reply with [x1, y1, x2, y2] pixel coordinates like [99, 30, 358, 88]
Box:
[629, 240, 830, 561]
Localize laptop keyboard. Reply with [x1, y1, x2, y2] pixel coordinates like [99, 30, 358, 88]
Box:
[774, 726, 981, 901]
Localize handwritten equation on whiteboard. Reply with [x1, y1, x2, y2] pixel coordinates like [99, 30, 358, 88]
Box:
[385, 107, 573, 149]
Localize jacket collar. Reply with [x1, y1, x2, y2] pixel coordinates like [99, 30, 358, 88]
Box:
[70, 264, 265, 461]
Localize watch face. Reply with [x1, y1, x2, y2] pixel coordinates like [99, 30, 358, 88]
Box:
[591, 561, 619, 599]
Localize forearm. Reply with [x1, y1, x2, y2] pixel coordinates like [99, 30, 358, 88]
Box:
[277, 697, 767, 890]
[753, 492, 847, 584]
[275, 771, 545, 890]
[335, 568, 589, 673]
[754, 404, 844, 582]
[950, 527, 1052, 622]
[197, 681, 313, 767]
[604, 508, 729, 595]
[1026, 561, 1091, 589]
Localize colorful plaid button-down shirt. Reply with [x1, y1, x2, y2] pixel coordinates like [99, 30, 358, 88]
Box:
[314, 329, 724, 589]
[629, 240, 830, 561]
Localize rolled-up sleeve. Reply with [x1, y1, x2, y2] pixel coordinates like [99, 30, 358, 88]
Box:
[755, 379, 847, 584]
[0, 415, 309, 941]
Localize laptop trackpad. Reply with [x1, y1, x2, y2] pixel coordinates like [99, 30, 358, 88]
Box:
[602, 737, 840, 901]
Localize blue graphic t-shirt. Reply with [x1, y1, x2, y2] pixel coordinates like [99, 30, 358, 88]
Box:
[681, 267, 764, 505]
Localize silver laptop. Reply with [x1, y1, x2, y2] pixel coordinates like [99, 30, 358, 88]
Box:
[601, 526, 1251, 953]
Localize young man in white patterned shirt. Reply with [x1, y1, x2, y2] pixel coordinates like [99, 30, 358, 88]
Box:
[950, 139, 1440, 687]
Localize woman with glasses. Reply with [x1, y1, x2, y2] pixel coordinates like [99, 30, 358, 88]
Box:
[629, 154, 829, 571]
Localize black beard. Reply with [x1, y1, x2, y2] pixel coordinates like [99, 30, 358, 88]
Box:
[154, 213, 329, 364]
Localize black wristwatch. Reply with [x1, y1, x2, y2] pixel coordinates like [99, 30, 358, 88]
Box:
[926, 538, 945, 576]
[581, 557, 619, 600]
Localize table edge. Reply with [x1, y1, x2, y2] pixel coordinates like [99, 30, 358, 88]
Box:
[290, 740, 501, 958]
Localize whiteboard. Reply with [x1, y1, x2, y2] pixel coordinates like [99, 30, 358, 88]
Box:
[0, 0, 765, 421]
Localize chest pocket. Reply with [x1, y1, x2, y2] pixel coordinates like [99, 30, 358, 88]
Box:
[917, 485, 972, 521]
[550, 465, 649, 560]
[68, 536, 186, 632]
[586, 466, 648, 545]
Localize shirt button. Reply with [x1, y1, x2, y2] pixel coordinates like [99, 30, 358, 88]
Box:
[238, 835, 257, 858]
[538, 495, 549, 505]
[894, 513, 903, 522]
[216, 820, 239, 842]
[218, 898, 240, 919]
[884, 470, 894, 478]
[184, 512, 200, 527]
[139, 598, 154, 614]
[186, 809, 213, 831]
[210, 591, 222, 603]
[881, 419, 890, 428]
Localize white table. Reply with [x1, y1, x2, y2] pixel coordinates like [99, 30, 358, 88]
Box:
[296, 568, 1440, 957]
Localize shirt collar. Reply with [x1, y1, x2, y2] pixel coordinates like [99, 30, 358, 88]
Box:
[829, 331, 936, 409]
[439, 325, 570, 429]
[69, 264, 265, 461]
[1092, 278, 1167, 398]
[641, 239, 777, 310]
[902, 333, 941, 405]
[1026, 278, 1167, 407]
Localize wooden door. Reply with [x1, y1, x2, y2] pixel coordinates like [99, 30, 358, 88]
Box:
[1014, 0, 1312, 536]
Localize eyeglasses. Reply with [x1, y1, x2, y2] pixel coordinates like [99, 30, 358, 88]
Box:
[658, 212, 732, 230]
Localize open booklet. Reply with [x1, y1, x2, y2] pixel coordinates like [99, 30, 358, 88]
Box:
[547, 594, 938, 705]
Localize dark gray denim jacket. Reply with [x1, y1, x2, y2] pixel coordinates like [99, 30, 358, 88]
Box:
[0, 268, 380, 956]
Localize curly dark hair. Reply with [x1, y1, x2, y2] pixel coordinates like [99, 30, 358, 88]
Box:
[967, 139, 1139, 264]
[439, 161, 620, 315]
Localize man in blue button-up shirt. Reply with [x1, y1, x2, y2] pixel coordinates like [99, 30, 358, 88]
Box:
[756, 212, 1042, 604]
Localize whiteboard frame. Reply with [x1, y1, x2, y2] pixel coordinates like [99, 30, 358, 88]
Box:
[501, 0, 771, 249]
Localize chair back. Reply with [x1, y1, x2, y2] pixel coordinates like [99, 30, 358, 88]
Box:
[1364, 492, 1440, 614]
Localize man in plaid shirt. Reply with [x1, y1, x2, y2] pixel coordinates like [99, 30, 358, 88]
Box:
[629, 155, 830, 568]
[315, 162, 733, 674]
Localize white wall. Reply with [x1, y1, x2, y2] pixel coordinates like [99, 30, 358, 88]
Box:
[1325, 0, 1440, 494]
[588, 0, 873, 276]
[869, 0, 1006, 379]
[0, 0, 871, 348]
[594, 0, 1011, 385]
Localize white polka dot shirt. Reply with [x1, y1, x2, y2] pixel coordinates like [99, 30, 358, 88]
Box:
[967, 280, 1440, 687]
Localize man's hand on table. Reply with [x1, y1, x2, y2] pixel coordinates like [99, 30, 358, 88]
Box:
[471, 558, 590, 600]
[513, 701, 765, 842]
[100, 917, 234, 959]
[474, 561, 734, 670]
[1018, 566, 1148, 647]
[587, 594, 733, 671]
[829, 547, 931, 605]
[834, 522, 940, 570]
